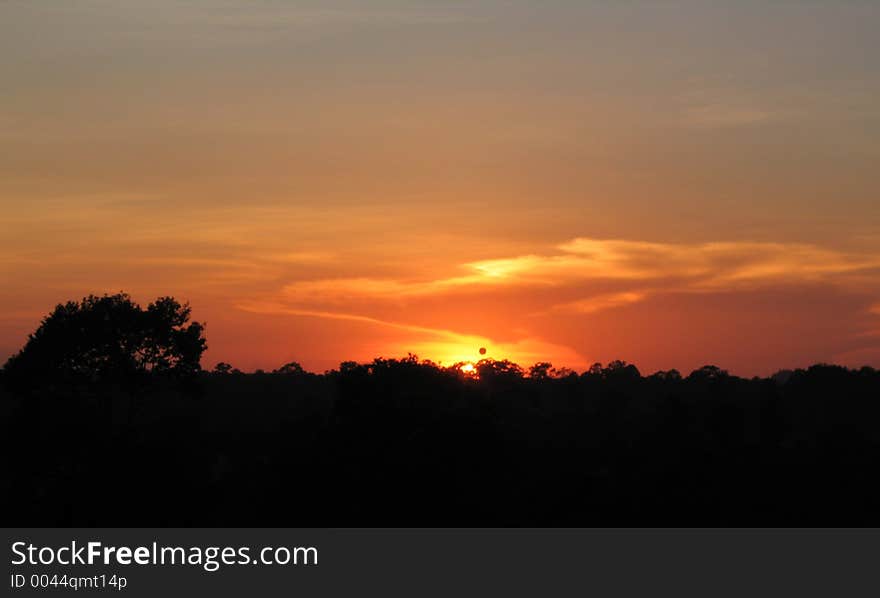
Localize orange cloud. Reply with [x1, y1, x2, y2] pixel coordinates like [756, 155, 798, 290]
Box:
[275, 237, 880, 305]
[548, 291, 648, 315]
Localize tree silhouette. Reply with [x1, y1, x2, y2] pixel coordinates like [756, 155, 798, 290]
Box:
[213, 362, 239, 375]
[3, 292, 206, 386]
[529, 362, 554, 380]
[274, 361, 306, 375]
[688, 364, 729, 381]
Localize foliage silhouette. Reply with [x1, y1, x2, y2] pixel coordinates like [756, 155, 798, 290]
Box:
[213, 362, 238, 375]
[273, 361, 306, 375]
[3, 293, 206, 388]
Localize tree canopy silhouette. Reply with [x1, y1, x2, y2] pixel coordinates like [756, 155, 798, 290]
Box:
[3, 293, 206, 386]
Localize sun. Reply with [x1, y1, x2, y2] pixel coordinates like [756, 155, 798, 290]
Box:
[459, 363, 476, 375]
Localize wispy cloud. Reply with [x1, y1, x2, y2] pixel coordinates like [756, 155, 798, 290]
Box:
[275, 237, 880, 308]
[548, 291, 648, 315]
[479, 238, 879, 290]
[236, 303, 458, 338]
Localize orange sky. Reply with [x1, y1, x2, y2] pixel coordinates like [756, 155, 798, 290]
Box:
[2, 1, 880, 376]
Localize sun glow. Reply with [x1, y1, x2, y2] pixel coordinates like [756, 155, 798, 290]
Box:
[459, 363, 477, 376]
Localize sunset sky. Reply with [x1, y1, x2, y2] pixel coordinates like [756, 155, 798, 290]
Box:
[2, 1, 880, 376]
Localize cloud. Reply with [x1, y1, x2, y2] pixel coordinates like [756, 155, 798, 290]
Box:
[275, 237, 880, 307]
[548, 291, 648, 315]
[236, 303, 453, 337]
[482, 238, 879, 290]
[279, 278, 451, 304]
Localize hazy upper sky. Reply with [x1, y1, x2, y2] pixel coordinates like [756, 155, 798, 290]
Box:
[2, 1, 880, 375]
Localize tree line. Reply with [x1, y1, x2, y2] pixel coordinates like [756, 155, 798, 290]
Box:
[3, 293, 880, 526]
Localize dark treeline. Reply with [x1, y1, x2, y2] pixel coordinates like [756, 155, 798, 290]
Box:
[5, 358, 880, 526]
[3, 293, 880, 526]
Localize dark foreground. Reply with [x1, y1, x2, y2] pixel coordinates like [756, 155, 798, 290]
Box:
[4, 359, 880, 526]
